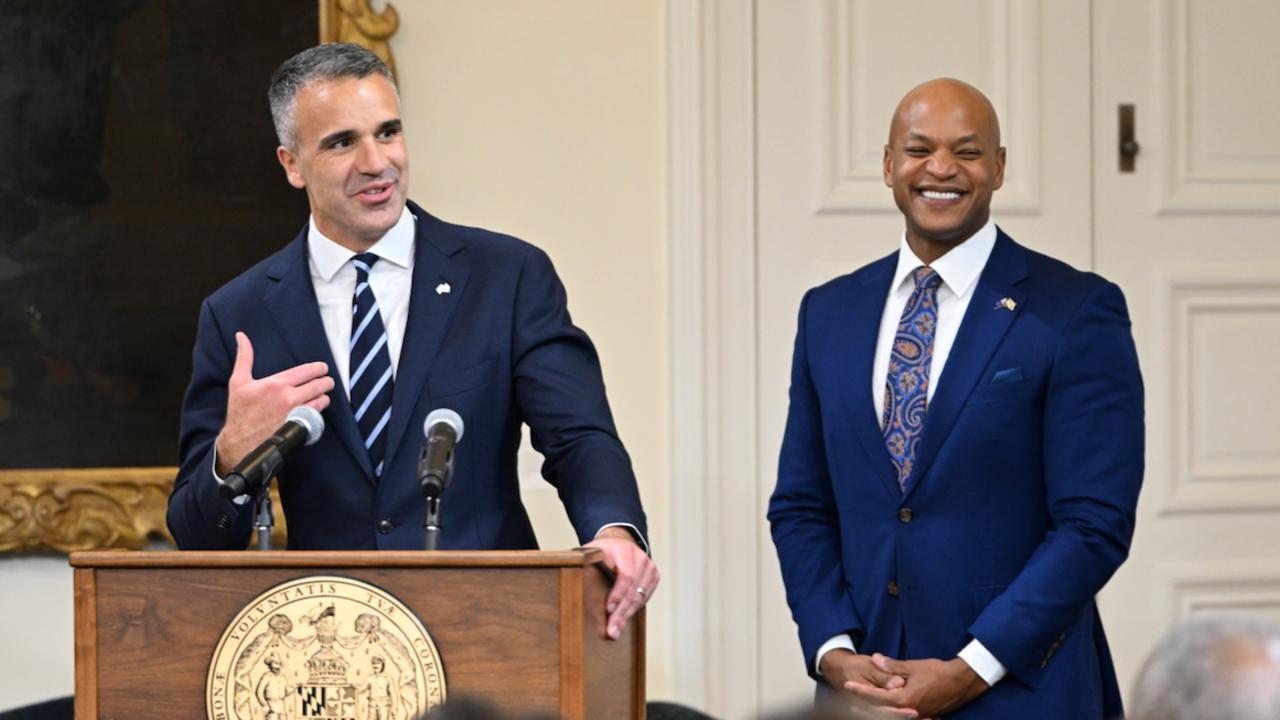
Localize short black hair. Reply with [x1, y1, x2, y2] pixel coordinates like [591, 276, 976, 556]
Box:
[268, 43, 396, 148]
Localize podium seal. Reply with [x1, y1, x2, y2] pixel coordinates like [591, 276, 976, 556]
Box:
[206, 575, 446, 720]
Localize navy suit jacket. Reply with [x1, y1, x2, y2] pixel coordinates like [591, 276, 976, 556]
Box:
[767, 231, 1143, 719]
[168, 201, 647, 551]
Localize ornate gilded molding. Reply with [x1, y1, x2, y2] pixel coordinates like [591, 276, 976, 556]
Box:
[319, 0, 400, 76]
[0, 468, 285, 554]
[0, 468, 174, 553]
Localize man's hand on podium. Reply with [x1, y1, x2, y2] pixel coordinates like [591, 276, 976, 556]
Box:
[215, 332, 335, 475]
[586, 526, 660, 641]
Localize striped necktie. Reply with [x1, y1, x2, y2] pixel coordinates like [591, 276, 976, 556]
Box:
[882, 266, 943, 492]
[349, 253, 394, 479]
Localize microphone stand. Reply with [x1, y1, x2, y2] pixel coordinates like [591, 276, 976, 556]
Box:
[419, 442, 454, 551]
[423, 496, 442, 551]
[252, 457, 282, 551]
[253, 485, 275, 551]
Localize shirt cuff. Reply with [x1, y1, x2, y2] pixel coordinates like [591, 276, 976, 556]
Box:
[815, 634, 857, 677]
[594, 522, 650, 555]
[958, 639, 1007, 686]
[211, 445, 250, 506]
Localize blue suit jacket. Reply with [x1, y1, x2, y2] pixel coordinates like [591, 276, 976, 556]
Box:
[768, 231, 1143, 719]
[168, 201, 647, 551]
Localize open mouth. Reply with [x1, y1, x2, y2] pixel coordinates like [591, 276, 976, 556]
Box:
[355, 183, 394, 204]
[917, 189, 964, 201]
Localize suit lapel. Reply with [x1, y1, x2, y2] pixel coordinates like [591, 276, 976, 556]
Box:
[844, 254, 903, 500]
[381, 204, 471, 470]
[902, 230, 1028, 498]
[262, 233, 374, 479]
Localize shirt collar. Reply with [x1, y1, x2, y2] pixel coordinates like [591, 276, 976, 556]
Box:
[307, 206, 416, 282]
[890, 218, 998, 299]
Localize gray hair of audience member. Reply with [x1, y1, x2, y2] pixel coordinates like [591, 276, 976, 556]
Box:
[1128, 613, 1280, 720]
[267, 42, 397, 150]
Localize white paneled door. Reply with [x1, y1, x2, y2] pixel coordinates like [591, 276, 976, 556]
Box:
[682, 0, 1280, 715]
[1090, 0, 1280, 698]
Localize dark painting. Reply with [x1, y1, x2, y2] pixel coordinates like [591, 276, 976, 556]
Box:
[0, 0, 317, 467]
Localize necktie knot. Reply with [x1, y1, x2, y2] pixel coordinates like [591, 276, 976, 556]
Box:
[912, 266, 942, 291]
[352, 253, 380, 281]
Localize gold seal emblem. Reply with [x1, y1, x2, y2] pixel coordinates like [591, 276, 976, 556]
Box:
[206, 575, 446, 720]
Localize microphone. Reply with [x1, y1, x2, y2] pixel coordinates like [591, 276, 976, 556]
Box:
[418, 408, 464, 499]
[220, 406, 325, 501]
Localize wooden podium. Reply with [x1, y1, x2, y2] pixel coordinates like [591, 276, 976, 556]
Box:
[70, 550, 644, 719]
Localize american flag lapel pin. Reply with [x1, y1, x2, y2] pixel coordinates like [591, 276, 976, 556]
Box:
[995, 297, 1017, 311]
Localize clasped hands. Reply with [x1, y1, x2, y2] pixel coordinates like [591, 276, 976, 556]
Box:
[820, 649, 988, 719]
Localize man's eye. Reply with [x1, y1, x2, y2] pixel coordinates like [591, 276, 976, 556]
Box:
[958, 150, 981, 158]
[331, 138, 353, 149]
[905, 147, 929, 156]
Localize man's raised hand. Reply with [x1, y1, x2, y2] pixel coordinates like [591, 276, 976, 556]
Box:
[215, 332, 334, 475]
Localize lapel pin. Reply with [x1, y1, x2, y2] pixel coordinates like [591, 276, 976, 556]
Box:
[435, 282, 451, 296]
[995, 297, 1017, 312]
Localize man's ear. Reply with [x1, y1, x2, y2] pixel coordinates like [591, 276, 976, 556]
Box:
[277, 145, 306, 189]
[992, 146, 1007, 191]
[883, 144, 894, 188]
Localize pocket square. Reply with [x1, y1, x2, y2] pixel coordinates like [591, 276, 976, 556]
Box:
[991, 367, 1024, 384]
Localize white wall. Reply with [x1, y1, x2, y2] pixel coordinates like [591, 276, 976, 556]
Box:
[0, 558, 74, 709]
[389, 0, 674, 701]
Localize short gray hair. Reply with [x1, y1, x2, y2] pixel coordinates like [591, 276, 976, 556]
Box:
[268, 43, 396, 149]
[1129, 614, 1280, 720]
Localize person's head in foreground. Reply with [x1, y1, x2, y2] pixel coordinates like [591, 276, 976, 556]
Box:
[1128, 613, 1280, 720]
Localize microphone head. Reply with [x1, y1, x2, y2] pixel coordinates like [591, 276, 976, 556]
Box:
[286, 406, 325, 446]
[424, 408, 464, 443]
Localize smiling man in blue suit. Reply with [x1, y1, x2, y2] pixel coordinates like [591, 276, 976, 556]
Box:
[167, 44, 658, 640]
[768, 79, 1144, 718]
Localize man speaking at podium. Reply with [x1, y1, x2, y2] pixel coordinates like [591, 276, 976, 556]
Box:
[167, 43, 657, 640]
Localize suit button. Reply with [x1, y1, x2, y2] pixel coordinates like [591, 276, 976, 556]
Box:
[898, 508, 913, 523]
[377, 519, 394, 535]
[887, 581, 900, 597]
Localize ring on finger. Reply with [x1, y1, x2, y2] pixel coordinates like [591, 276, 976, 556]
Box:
[634, 586, 647, 598]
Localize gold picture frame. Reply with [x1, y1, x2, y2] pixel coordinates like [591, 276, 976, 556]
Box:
[320, 0, 400, 75]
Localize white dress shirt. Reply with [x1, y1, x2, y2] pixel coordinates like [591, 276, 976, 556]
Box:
[307, 208, 416, 392]
[815, 219, 1008, 687]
